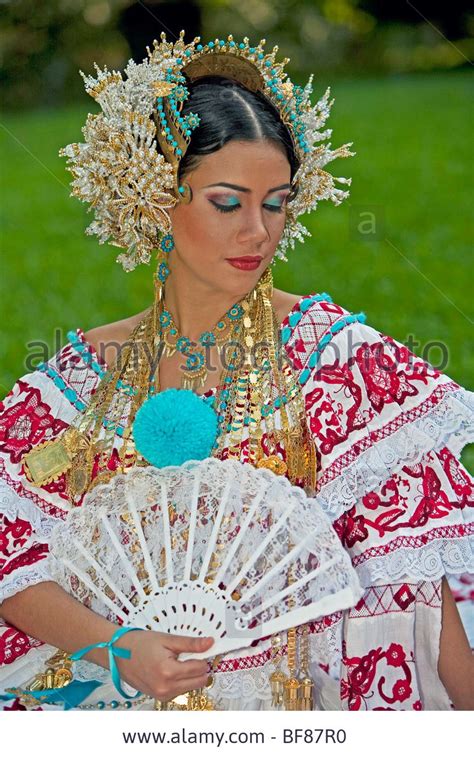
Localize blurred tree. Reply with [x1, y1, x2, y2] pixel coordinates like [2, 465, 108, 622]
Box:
[118, 1, 201, 61]
[0, 0, 472, 110]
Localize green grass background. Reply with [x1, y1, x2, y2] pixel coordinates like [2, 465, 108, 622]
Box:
[1, 70, 472, 470]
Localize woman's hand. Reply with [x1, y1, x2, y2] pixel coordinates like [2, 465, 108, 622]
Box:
[115, 629, 215, 701]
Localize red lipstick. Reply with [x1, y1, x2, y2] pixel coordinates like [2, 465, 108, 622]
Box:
[226, 256, 263, 271]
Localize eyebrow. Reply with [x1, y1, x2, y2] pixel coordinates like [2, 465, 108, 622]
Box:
[203, 182, 291, 193]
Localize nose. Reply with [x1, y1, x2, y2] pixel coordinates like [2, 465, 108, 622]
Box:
[236, 205, 271, 248]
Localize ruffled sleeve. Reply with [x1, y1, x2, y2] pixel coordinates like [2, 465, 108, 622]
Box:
[284, 295, 474, 709]
[0, 330, 105, 620]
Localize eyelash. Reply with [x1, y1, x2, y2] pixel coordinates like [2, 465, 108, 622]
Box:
[210, 201, 284, 214]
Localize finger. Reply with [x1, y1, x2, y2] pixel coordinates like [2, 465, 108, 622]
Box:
[159, 657, 209, 681]
[173, 660, 209, 680]
[164, 634, 214, 655]
[167, 675, 210, 698]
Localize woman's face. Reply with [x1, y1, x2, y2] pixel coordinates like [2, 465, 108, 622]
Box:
[168, 139, 292, 296]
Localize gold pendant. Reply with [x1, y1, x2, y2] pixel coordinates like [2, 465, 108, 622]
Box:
[181, 370, 207, 391]
[256, 455, 287, 476]
[154, 689, 215, 711]
[187, 688, 215, 711]
[21, 428, 88, 488]
[67, 466, 89, 496]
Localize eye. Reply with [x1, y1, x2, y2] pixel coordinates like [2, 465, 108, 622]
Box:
[263, 203, 284, 214]
[263, 194, 288, 213]
[210, 200, 241, 214]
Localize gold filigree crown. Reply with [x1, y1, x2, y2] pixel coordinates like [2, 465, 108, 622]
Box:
[59, 30, 355, 272]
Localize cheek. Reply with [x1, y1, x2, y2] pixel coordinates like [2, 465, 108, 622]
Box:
[175, 202, 231, 248]
[273, 213, 287, 238]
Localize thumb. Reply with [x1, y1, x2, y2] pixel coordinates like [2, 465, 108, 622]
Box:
[165, 634, 214, 655]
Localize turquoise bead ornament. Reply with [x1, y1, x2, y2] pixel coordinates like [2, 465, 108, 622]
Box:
[160, 233, 174, 253]
[132, 388, 219, 467]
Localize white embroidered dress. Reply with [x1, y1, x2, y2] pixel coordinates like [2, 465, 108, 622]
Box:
[1, 294, 473, 710]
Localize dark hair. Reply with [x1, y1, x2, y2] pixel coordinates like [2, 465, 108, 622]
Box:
[176, 75, 300, 185]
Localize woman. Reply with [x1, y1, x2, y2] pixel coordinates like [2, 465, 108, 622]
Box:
[0, 32, 473, 711]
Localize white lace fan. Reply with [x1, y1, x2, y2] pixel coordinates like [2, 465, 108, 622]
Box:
[49, 458, 363, 659]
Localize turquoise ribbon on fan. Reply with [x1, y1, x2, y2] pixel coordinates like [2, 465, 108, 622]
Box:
[0, 626, 144, 710]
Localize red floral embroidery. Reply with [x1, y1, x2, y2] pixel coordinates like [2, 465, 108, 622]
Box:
[0, 381, 68, 464]
[385, 643, 405, 667]
[341, 639, 414, 710]
[308, 360, 365, 455]
[334, 450, 472, 552]
[333, 506, 368, 548]
[437, 447, 474, 505]
[351, 339, 439, 414]
[0, 543, 49, 581]
[0, 626, 39, 666]
[1, 515, 32, 554]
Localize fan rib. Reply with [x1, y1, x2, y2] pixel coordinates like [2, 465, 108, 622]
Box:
[225, 500, 296, 596]
[242, 554, 342, 616]
[100, 514, 148, 604]
[238, 530, 326, 604]
[198, 477, 234, 583]
[70, 537, 133, 611]
[125, 489, 160, 594]
[183, 470, 203, 581]
[212, 480, 270, 587]
[160, 479, 174, 583]
[250, 585, 362, 641]
[61, 555, 128, 621]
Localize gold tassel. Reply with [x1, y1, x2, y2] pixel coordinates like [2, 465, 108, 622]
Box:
[298, 624, 315, 710]
[299, 677, 314, 711]
[269, 634, 286, 708]
[283, 626, 301, 710]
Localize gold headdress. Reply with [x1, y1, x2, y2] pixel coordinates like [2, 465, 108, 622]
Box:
[59, 30, 355, 271]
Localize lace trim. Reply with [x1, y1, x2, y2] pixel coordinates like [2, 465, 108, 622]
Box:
[316, 387, 474, 522]
[354, 534, 474, 585]
[0, 560, 53, 605]
[0, 478, 61, 537]
[0, 480, 60, 602]
[0, 460, 68, 520]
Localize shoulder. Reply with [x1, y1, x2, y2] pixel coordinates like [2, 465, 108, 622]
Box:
[272, 289, 305, 325]
[82, 307, 150, 368]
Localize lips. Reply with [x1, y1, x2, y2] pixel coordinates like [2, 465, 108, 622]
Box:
[226, 257, 263, 271]
[226, 257, 263, 263]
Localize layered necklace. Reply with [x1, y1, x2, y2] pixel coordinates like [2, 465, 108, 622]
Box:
[157, 296, 244, 392]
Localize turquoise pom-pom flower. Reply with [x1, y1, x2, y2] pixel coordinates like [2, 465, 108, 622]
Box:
[132, 388, 219, 467]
